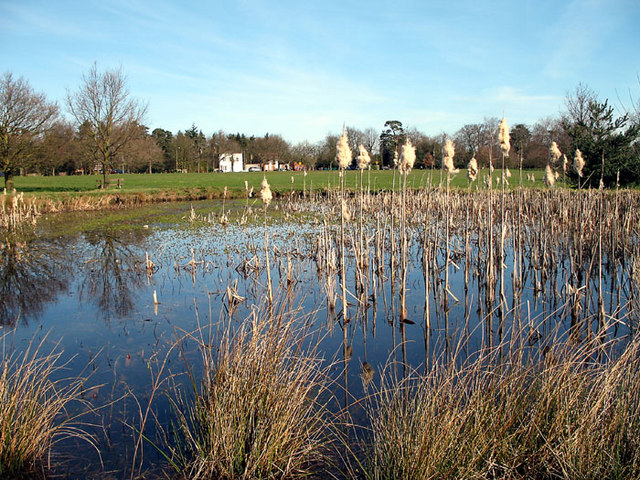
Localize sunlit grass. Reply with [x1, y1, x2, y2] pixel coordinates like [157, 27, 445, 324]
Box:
[158, 305, 337, 479]
[356, 337, 640, 480]
[0, 334, 96, 477]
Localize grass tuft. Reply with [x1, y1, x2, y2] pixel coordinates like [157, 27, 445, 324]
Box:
[0, 334, 95, 477]
[163, 305, 335, 479]
[359, 338, 640, 480]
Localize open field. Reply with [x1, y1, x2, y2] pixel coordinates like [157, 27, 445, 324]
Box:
[5, 168, 548, 198]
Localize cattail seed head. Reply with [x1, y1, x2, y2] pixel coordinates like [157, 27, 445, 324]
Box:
[357, 144, 371, 170]
[499, 117, 510, 157]
[341, 198, 351, 222]
[443, 139, 458, 174]
[544, 164, 555, 187]
[467, 157, 478, 182]
[573, 149, 585, 177]
[550, 141, 562, 164]
[399, 139, 416, 174]
[336, 132, 352, 170]
[260, 177, 272, 205]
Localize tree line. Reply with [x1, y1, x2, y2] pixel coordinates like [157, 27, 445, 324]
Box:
[2, 65, 639, 190]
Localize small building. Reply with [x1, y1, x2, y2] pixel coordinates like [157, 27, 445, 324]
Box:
[219, 153, 243, 173]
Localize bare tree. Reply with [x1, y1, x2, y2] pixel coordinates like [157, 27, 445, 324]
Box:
[564, 82, 597, 125]
[291, 140, 319, 169]
[362, 127, 380, 156]
[67, 64, 147, 187]
[1, 72, 59, 191]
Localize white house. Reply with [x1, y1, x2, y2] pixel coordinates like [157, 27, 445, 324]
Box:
[219, 153, 243, 173]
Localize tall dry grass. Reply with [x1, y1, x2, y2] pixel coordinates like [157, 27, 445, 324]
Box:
[0, 334, 96, 477]
[356, 334, 640, 480]
[160, 304, 337, 479]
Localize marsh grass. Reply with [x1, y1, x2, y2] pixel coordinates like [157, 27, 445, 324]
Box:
[0, 334, 96, 477]
[356, 332, 640, 480]
[158, 303, 337, 479]
[1, 191, 39, 231]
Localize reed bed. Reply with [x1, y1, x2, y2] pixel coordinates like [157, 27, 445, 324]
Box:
[0, 334, 95, 477]
[1, 191, 39, 231]
[166, 180, 640, 478]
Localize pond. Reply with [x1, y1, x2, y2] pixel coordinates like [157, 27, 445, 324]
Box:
[2, 191, 638, 478]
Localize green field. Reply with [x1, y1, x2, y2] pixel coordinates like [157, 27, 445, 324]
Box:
[5, 168, 551, 199]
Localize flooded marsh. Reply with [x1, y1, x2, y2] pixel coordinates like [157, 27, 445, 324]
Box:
[2, 186, 640, 478]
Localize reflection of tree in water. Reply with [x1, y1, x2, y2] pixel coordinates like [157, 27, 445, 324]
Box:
[80, 228, 149, 320]
[0, 233, 70, 326]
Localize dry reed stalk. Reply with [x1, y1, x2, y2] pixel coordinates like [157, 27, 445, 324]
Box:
[399, 140, 416, 323]
[260, 177, 274, 307]
[498, 117, 510, 343]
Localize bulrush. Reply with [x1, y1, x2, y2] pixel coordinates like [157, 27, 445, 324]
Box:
[399, 139, 416, 174]
[499, 117, 510, 157]
[550, 141, 562, 165]
[357, 144, 371, 170]
[467, 157, 478, 182]
[544, 164, 555, 187]
[443, 139, 458, 174]
[260, 177, 272, 205]
[574, 149, 586, 177]
[336, 131, 352, 170]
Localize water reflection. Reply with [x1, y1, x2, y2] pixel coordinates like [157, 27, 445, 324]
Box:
[79, 227, 150, 320]
[0, 232, 70, 326]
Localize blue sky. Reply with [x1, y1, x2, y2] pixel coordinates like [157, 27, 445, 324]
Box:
[1, 0, 638, 144]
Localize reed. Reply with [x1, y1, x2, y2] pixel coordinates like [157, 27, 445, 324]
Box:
[260, 177, 274, 306]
